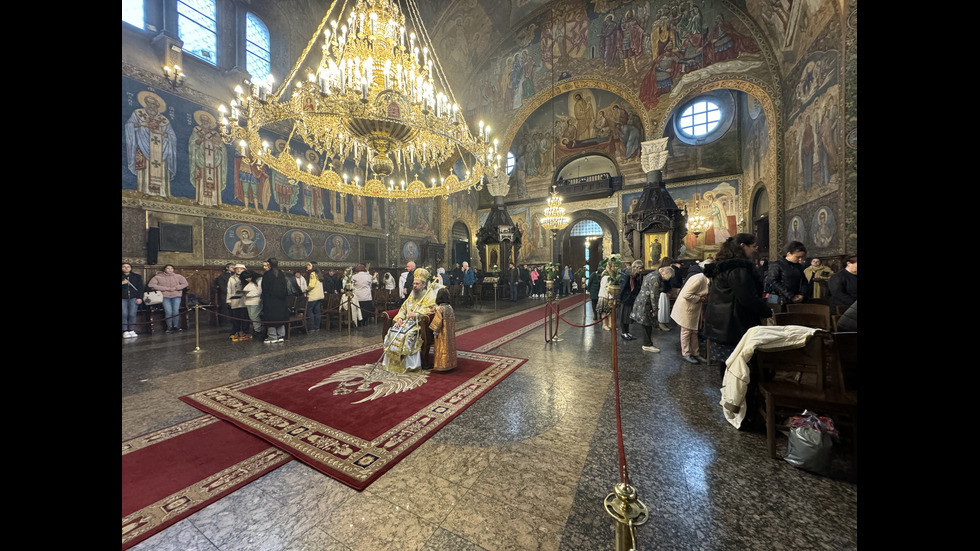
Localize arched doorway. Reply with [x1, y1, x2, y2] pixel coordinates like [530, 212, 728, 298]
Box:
[567, 219, 604, 283]
[451, 221, 470, 267]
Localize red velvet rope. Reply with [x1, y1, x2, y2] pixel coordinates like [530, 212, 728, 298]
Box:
[609, 300, 630, 485]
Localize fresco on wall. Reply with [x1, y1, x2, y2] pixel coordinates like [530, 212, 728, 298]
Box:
[326, 234, 352, 262]
[507, 88, 643, 201]
[124, 90, 177, 198]
[741, 94, 769, 188]
[122, 78, 390, 231]
[787, 215, 805, 243]
[283, 230, 313, 260]
[810, 205, 835, 249]
[402, 240, 420, 263]
[747, 0, 837, 61]
[225, 224, 265, 259]
[189, 110, 226, 207]
[470, 0, 765, 129]
[784, 50, 839, 211]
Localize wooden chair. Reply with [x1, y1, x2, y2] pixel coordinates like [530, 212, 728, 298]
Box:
[786, 303, 831, 328]
[379, 308, 434, 368]
[831, 314, 840, 332]
[773, 312, 831, 331]
[286, 296, 308, 339]
[322, 293, 342, 331]
[754, 331, 857, 470]
[373, 288, 391, 324]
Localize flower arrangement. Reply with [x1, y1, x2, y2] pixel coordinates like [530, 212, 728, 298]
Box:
[342, 267, 354, 290]
[543, 262, 560, 280]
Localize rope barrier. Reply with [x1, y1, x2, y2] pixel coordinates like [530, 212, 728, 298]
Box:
[546, 301, 608, 328]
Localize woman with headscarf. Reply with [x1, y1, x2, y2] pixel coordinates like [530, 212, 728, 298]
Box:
[437, 267, 450, 287]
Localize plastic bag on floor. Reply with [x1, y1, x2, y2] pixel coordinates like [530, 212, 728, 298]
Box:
[784, 410, 839, 475]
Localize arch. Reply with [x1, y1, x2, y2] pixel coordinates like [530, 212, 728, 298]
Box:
[554, 152, 621, 183]
[659, 78, 781, 256]
[498, 77, 654, 159]
[550, 208, 620, 261]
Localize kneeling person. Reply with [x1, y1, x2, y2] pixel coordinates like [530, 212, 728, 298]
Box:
[382, 268, 437, 373]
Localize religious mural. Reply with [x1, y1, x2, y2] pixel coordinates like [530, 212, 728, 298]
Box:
[623, 178, 739, 260]
[283, 230, 313, 260]
[224, 224, 265, 259]
[741, 94, 769, 188]
[122, 77, 396, 265]
[470, 0, 767, 131]
[506, 88, 644, 202]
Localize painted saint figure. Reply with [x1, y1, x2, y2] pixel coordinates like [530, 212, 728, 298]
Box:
[125, 91, 177, 197]
[188, 111, 226, 207]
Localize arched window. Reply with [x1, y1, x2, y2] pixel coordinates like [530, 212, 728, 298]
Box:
[570, 220, 602, 237]
[246, 12, 271, 82]
[178, 0, 218, 66]
[122, 0, 144, 29]
[505, 151, 516, 175]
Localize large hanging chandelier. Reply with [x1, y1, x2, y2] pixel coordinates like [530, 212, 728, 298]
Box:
[217, 0, 501, 199]
[540, 185, 570, 234]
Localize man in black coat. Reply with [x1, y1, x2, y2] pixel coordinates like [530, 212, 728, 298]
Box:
[260, 258, 291, 343]
[508, 263, 521, 301]
[214, 263, 234, 327]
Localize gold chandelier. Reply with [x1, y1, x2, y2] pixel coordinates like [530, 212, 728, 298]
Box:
[540, 185, 570, 234]
[686, 200, 712, 236]
[217, 0, 500, 199]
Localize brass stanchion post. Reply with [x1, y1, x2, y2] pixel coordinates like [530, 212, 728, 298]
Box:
[602, 277, 648, 550]
[193, 305, 201, 352]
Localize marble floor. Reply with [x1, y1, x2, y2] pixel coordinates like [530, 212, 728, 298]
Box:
[122, 297, 858, 551]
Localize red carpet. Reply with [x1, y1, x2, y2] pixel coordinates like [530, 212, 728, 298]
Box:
[122, 295, 585, 549]
[179, 349, 526, 490]
[122, 416, 291, 548]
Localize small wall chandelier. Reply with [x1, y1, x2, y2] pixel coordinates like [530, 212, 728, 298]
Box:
[217, 0, 500, 199]
[540, 185, 570, 235]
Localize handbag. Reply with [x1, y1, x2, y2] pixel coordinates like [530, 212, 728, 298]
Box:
[143, 290, 163, 305]
[657, 292, 671, 323]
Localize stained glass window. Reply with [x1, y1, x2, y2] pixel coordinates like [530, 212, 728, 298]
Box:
[178, 0, 217, 65]
[246, 12, 271, 81]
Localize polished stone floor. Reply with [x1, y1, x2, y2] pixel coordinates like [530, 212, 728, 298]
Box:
[123, 297, 858, 551]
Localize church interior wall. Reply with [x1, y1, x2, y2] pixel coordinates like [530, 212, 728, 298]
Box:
[122, 0, 855, 286]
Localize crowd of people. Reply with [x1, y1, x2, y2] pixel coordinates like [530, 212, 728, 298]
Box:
[123, 239, 857, 369]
